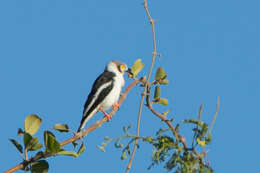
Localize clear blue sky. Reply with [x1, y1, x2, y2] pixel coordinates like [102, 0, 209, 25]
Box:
[1, 0, 259, 172]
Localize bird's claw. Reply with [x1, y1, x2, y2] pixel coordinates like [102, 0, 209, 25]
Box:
[104, 112, 112, 121]
[99, 107, 112, 121]
[113, 103, 121, 110]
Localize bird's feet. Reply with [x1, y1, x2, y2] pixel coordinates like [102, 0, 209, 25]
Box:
[112, 103, 121, 110]
[99, 107, 112, 121]
[104, 112, 112, 121]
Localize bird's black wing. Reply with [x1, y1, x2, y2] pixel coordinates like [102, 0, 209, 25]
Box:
[78, 71, 115, 131]
[83, 71, 115, 114]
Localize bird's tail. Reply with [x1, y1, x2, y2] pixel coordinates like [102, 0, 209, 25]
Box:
[77, 126, 83, 133]
[77, 116, 89, 132]
[77, 108, 99, 132]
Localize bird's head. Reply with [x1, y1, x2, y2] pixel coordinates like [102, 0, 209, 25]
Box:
[106, 60, 133, 75]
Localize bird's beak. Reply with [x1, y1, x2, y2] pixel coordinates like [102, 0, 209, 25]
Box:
[126, 68, 133, 75]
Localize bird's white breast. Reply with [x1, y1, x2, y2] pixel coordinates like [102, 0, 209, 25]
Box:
[101, 73, 124, 110]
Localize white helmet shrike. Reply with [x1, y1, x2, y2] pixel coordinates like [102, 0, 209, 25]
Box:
[77, 60, 132, 132]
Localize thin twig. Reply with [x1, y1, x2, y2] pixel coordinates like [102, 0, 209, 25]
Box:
[209, 96, 220, 134]
[198, 104, 204, 121]
[24, 149, 28, 161]
[125, 0, 158, 172]
[4, 79, 140, 173]
[125, 94, 144, 173]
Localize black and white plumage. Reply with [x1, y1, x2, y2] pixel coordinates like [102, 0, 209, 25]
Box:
[77, 60, 131, 132]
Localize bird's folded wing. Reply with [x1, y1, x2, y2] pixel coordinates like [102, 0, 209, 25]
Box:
[78, 71, 115, 131]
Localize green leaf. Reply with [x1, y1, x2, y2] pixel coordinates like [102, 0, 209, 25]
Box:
[101, 142, 107, 147]
[24, 114, 42, 135]
[151, 150, 157, 161]
[206, 135, 212, 144]
[27, 137, 43, 151]
[121, 151, 127, 160]
[31, 160, 49, 173]
[9, 139, 23, 154]
[153, 85, 161, 100]
[201, 123, 209, 137]
[158, 98, 168, 106]
[24, 132, 33, 149]
[57, 150, 78, 158]
[129, 59, 144, 78]
[104, 136, 111, 141]
[44, 131, 60, 154]
[125, 145, 131, 155]
[53, 124, 69, 132]
[17, 128, 24, 136]
[160, 80, 169, 85]
[156, 128, 169, 136]
[196, 138, 206, 147]
[183, 118, 203, 126]
[143, 136, 154, 143]
[97, 145, 105, 152]
[77, 143, 85, 155]
[77, 143, 85, 156]
[44, 131, 54, 147]
[32, 143, 43, 151]
[34, 151, 44, 158]
[155, 67, 167, 81]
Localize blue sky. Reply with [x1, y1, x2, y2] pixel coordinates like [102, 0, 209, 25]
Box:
[1, 0, 259, 172]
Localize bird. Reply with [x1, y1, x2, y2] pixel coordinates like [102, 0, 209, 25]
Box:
[77, 60, 132, 132]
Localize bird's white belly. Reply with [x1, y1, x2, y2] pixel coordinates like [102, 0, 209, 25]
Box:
[101, 85, 121, 110]
[101, 75, 124, 110]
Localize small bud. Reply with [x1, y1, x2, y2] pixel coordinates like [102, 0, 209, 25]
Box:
[160, 80, 169, 85]
[158, 98, 168, 106]
[129, 59, 144, 78]
[155, 67, 167, 81]
[153, 85, 161, 99]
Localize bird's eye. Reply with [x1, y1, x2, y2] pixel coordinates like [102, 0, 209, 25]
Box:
[120, 64, 125, 71]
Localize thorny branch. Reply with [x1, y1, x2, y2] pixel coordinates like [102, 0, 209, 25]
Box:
[4, 79, 141, 173]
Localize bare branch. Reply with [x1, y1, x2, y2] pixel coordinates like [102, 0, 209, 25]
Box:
[125, 0, 158, 172]
[198, 104, 204, 121]
[145, 84, 188, 149]
[209, 96, 220, 134]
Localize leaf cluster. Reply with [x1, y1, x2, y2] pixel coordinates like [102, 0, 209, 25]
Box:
[9, 114, 86, 173]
